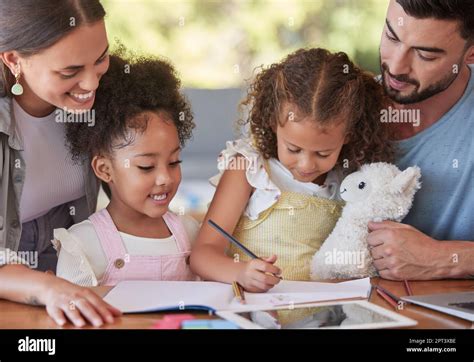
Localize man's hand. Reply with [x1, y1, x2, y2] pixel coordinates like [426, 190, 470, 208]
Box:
[367, 221, 455, 280]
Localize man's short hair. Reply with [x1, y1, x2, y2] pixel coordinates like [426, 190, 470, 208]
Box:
[397, 0, 474, 42]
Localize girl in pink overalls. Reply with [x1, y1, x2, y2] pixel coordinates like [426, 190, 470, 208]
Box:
[53, 53, 197, 286]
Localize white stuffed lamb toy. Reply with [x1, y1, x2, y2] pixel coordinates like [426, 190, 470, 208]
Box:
[310, 162, 421, 279]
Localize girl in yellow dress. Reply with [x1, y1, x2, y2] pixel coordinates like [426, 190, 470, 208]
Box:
[190, 48, 394, 292]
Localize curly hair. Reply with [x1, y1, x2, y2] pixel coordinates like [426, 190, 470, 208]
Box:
[239, 48, 395, 172]
[66, 47, 194, 162]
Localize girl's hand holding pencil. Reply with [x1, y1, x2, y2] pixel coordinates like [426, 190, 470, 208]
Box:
[235, 255, 282, 293]
[207, 219, 282, 293]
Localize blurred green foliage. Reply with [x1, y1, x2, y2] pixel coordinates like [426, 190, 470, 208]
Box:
[102, 0, 389, 88]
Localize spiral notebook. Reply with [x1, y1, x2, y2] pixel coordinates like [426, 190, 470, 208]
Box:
[103, 278, 371, 313]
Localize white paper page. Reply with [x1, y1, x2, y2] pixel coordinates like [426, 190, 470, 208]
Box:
[242, 291, 365, 306]
[224, 278, 372, 311]
[267, 277, 371, 295]
[104, 281, 234, 313]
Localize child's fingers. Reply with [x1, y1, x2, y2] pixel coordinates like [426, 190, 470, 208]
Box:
[250, 278, 274, 292]
[254, 259, 281, 276]
[46, 306, 67, 327]
[252, 269, 280, 286]
[262, 255, 278, 264]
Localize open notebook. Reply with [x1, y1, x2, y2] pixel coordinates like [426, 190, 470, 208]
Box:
[103, 278, 371, 313]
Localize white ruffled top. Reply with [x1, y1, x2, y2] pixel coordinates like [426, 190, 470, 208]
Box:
[209, 139, 344, 221]
[52, 214, 200, 286]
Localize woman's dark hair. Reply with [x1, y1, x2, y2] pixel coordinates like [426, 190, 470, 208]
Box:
[0, 0, 106, 96]
[239, 48, 395, 173]
[396, 0, 474, 41]
[65, 47, 195, 162]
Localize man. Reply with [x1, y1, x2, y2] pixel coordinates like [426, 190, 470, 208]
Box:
[368, 0, 474, 280]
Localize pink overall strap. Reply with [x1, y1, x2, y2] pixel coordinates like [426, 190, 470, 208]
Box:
[162, 212, 191, 253]
[88, 209, 127, 262]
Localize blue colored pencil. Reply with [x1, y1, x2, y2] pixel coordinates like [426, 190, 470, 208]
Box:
[207, 219, 282, 280]
[207, 219, 259, 259]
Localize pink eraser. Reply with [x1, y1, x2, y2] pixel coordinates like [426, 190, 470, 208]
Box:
[151, 314, 196, 329]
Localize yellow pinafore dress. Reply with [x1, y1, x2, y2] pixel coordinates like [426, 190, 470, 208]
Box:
[227, 162, 344, 281]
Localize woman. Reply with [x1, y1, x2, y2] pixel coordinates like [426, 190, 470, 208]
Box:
[0, 0, 120, 327]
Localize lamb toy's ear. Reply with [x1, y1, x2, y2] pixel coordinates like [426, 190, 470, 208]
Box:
[389, 166, 422, 195]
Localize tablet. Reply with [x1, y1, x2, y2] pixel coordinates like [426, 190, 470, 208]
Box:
[217, 301, 417, 329]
